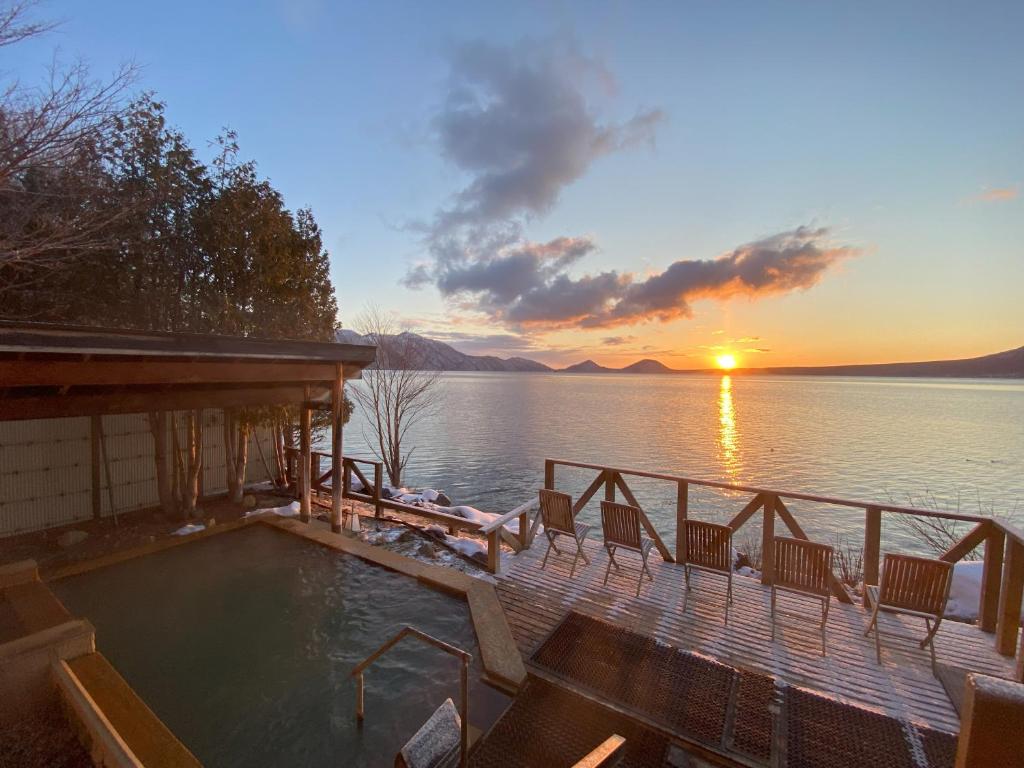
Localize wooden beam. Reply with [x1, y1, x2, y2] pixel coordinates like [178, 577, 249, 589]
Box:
[90, 415, 101, 520]
[761, 496, 776, 586]
[980, 527, 1004, 633]
[774, 498, 853, 604]
[572, 471, 607, 516]
[544, 460, 555, 491]
[995, 538, 1024, 655]
[299, 402, 312, 524]
[863, 506, 882, 607]
[330, 364, 344, 533]
[727, 494, 766, 531]
[0, 359, 339, 388]
[941, 522, 989, 563]
[675, 480, 688, 565]
[0, 385, 329, 421]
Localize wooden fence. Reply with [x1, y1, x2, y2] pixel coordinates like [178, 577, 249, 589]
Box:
[480, 458, 1024, 676]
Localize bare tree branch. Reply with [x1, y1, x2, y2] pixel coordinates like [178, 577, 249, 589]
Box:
[349, 305, 442, 486]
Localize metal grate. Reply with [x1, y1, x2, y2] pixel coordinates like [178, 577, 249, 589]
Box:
[916, 726, 957, 768]
[784, 686, 915, 768]
[469, 677, 669, 768]
[531, 611, 733, 746]
[730, 669, 776, 762]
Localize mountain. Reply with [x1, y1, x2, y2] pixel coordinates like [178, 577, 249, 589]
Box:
[335, 330, 553, 372]
[337, 330, 1024, 378]
[561, 359, 614, 373]
[754, 346, 1024, 379]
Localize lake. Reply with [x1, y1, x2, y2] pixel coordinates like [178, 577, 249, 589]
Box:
[338, 373, 1024, 554]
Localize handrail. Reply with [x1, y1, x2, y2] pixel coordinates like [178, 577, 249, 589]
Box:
[570, 735, 626, 768]
[543, 457, 1024, 672]
[546, 457, 1022, 537]
[478, 497, 539, 534]
[351, 626, 471, 767]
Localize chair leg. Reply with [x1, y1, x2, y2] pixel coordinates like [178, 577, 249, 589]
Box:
[820, 596, 830, 657]
[635, 565, 643, 597]
[575, 535, 591, 565]
[569, 548, 580, 578]
[541, 535, 555, 570]
[602, 546, 615, 586]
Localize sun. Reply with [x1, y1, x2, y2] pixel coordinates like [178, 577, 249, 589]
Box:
[715, 353, 737, 371]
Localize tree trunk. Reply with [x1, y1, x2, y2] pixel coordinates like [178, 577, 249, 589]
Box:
[147, 411, 175, 516]
[231, 422, 249, 503]
[183, 409, 203, 518]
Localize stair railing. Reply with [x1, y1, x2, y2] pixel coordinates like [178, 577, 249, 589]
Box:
[351, 625, 471, 767]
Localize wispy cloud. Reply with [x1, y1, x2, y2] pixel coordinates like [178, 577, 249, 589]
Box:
[968, 185, 1019, 203]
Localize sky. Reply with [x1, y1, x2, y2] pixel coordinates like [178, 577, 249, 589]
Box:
[8, 1, 1023, 368]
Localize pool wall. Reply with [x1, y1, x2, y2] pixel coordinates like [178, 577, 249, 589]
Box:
[21, 515, 525, 765]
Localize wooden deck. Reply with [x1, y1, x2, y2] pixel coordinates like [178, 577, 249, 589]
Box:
[495, 538, 1016, 735]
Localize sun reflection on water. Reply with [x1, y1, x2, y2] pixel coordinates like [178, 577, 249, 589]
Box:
[718, 375, 741, 478]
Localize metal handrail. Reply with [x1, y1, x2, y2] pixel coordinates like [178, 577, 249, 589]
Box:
[351, 625, 471, 767]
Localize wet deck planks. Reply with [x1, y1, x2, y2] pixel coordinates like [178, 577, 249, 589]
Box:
[495, 539, 1016, 735]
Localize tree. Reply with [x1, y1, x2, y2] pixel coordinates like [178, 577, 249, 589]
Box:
[0, 1, 135, 295]
[350, 305, 441, 487]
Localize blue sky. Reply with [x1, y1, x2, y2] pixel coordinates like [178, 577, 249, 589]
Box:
[10, 1, 1023, 366]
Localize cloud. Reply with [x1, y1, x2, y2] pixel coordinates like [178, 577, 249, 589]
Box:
[602, 335, 637, 346]
[442, 226, 856, 330]
[432, 39, 662, 232]
[976, 186, 1019, 202]
[406, 39, 855, 334]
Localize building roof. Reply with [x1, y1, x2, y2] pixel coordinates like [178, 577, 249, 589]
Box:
[0, 321, 377, 421]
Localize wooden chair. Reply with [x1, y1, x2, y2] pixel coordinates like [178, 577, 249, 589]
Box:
[864, 553, 953, 669]
[600, 500, 654, 597]
[680, 520, 734, 624]
[539, 489, 591, 577]
[770, 537, 835, 656]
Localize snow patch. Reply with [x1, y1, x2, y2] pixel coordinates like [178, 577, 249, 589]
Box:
[946, 561, 983, 621]
[172, 523, 205, 536]
[244, 501, 301, 518]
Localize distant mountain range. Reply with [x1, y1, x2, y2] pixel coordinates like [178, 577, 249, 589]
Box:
[336, 330, 1024, 378]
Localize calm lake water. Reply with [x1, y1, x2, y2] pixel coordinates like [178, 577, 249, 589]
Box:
[339, 373, 1024, 554]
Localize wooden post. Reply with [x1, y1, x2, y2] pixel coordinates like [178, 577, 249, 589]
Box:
[995, 538, 1024, 656]
[544, 460, 555, 491]
[90, 415, 101, 520]
[761, 495, 776, 586]
[331, 364, 344, 533]
[373, 463, 383, 519]
[864, 506, 882, 607]
[604, 470, 615, 503]
[980, 526, 1005, 633]
[299, 402, 312, 524]
[355, 673, 364, 722]
[487, 529, 501, 574]
[676, 481, 688, 564]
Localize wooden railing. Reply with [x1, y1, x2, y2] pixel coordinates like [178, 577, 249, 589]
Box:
[510, 458, 1024, 672]
[351, 626, 471, 767]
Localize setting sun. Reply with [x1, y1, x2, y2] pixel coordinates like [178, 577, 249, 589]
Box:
[715, 353, 737, 370]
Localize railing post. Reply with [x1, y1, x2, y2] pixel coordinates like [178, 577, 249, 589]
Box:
[355, 672, 364, 722]
[487, 529, 501, 574]
[863, 506, 881, 607]
[676, 481, 688, 564]
[761, 495, 775, 586]
[980, 525, 1004, 633]
[299, 402, 311, 523]
[518, 508, 529, 550]
[996, 537, 1024, 656]
[544, 460, 555, 491]
[459, 658, 469, 767]
[604, 470, 615, 503]
[373, 464, 383, 519]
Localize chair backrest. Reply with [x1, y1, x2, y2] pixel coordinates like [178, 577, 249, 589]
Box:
[683, 520, 733, 572]
[773, 537, 834, 596]
[600, 500, 642, 549]
[539, 489, 575, 534]
[878, 553, 953, 616]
